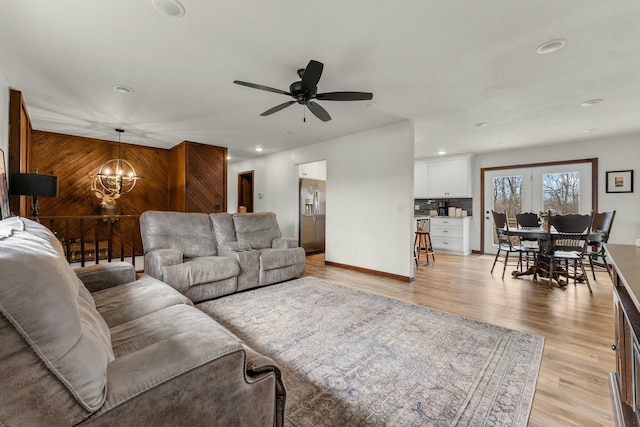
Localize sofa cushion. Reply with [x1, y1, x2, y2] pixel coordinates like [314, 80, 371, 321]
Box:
[0, 217, 114, 412]
[92, 274, 193, 328]
[140, 211, 218, 258]
[259, 248, 296, 271]
[210, 212, 237, 245]
[233, 212, 282, 250]
[0, 215, 24, 239]
[162, 256, 240, 293]
[100, 304, 246, 411]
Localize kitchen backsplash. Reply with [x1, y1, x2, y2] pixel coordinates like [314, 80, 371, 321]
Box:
[414, 198, 473, 216]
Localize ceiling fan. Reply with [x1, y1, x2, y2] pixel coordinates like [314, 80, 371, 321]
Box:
[233, 60, 373, 122]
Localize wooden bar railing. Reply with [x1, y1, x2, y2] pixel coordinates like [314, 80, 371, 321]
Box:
[39, 215, 141, 268]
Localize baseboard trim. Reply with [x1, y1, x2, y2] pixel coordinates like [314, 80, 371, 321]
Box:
[324, 260, 413, 282]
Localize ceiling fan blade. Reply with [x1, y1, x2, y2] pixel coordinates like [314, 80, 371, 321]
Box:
[316, 91, 373, 101]
[301, 60, 324, 91]
[307, 101, 331, 122]
[234, 80, 291, 96]
[260, 100, 296, 116]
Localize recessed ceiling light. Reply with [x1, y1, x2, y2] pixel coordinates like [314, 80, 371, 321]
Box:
[583, 128, 598, 133]
[151, 0, 185, 17]
[437, 150, 446, 155]
[255, 147, 263, 152]
[363, 102, 378, 110]
[536, 39, 566, 55]
[113, 85, 134, 94]
[474, 122, 488, 128]
[581, 99, 603, 107]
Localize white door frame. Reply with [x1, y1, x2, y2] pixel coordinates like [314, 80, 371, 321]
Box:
[480, 158, 598, 254]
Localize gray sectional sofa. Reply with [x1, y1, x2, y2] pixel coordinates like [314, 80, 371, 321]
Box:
[140, 211, 306, 302]
[0, 217, 285, 426]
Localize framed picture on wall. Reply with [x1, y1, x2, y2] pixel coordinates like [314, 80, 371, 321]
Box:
[0, 149, 10, 219]
[606, 170, 634, 193]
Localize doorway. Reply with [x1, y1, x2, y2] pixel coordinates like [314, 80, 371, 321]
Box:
[481, 159, 597, 254]
[237, 171, 254, 213]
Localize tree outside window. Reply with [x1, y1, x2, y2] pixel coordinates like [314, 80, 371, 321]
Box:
[542, 172, 580, 214]
[493, 175, 523, 218]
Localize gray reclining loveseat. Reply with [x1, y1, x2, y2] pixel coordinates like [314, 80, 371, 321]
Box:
[140, 211, 305, 302]
[0, 217, 285, 426]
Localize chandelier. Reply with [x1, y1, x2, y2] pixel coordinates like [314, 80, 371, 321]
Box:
[92, 128, 141, 197]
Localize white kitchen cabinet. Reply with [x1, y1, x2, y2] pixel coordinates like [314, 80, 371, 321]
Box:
[299, 160, 326, 180]
[414, 161, 429, 198]
[414, 154, 472, 198]
[426, 155, 471, 197]
[429, 216, 471, 255]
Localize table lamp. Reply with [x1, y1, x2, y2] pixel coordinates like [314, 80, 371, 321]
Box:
[9, 170, 59, 222]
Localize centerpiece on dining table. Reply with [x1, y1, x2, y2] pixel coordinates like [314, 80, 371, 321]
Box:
[539, 210, 548, 230]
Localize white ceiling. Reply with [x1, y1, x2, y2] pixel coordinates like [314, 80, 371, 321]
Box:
[1, 1, 640, 162]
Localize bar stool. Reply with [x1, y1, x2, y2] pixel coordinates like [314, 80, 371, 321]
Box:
[414, 231, 435, 266]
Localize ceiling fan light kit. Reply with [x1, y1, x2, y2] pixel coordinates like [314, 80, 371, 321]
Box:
[234, 60, 373, 122]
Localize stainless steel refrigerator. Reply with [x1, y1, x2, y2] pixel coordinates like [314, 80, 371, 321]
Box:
[299, 178, 326, 254]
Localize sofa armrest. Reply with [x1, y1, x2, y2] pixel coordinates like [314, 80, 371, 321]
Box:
[272, 237, 298, 249]
[144, 249, 183, 281]
[74, 262, 136, 292]
[244, 346, 286, 427]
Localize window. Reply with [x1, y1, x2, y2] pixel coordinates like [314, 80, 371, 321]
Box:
[542, 171, 580, 214]
[492, 175, 523, 218]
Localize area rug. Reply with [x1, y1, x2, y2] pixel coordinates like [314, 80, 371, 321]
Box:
[197, 277, 543, 427]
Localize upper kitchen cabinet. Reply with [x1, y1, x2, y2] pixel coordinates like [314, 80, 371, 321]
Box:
[415, 154, 473, 198]
[414, 161, 429, 198]
[299, 160, 327, 181]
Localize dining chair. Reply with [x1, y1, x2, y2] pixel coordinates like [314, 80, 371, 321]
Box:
[587, 210, 616, 279]
[534, 210, 594, 293]
[515, 212, 540, 268]
[515, 212, 540, 229]
[490, 211, 529, 279]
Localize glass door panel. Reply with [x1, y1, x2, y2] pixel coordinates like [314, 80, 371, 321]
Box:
[483, 162, 592, 254]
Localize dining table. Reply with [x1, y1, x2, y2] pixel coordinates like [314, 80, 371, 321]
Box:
[504, 227, 604, 285]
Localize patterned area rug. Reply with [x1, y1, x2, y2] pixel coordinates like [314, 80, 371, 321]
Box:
[197, 277, 543, 427]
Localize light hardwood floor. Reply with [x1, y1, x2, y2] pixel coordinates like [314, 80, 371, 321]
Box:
[303, 252, 615, 426]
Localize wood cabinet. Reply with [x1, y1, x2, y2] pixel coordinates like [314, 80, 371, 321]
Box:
[169, 141, 227, 213]
[607, 244, 640, 426]
[429, 216, 471, 255]
[414, 154, 472, 198]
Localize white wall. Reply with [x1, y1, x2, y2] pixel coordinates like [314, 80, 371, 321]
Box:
[471, 133, 640, 249]
[228, 121, 416, 279]
[0, 67, 9, 171]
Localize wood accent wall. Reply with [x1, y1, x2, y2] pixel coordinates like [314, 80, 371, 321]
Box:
[8, 96, 229, 221]
[32, 131, 171, 217]
[169, 141, 227, 213]
[8, 89, 32, 216]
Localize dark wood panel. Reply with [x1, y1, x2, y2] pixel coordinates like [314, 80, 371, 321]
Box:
[169, 143, 186, 211]
[8, 89, 32, 216]
[32, 130, 171, 217]
[185, 141, 227, 213]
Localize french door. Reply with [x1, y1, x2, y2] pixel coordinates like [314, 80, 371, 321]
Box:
[483, 162, 593, 254]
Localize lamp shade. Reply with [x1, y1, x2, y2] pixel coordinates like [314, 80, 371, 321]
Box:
[9, 173, 59, 197]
